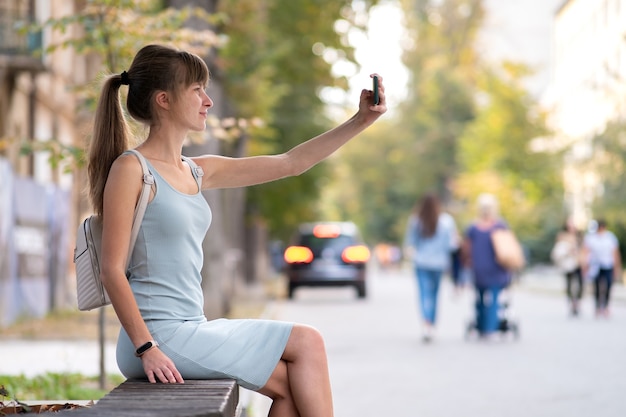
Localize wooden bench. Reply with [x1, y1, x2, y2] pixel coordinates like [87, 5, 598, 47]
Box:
[62, 379, 240, 417]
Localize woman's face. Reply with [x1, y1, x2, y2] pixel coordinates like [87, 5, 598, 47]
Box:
[172, 82, 213, 131]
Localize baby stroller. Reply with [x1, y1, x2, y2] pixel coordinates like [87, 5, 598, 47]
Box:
[464, 287, 520, 340]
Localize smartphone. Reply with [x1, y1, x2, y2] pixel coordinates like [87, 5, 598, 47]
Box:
[373, 75, 380, 105]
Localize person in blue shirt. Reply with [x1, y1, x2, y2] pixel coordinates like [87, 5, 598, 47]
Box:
[404, 193, 458, 342]
[462, 193, 512, 336]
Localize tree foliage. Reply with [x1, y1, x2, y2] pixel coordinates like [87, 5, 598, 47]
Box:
[24, 0, 567, 261]
[590, 119, 626, 220]
[319, 119, 419, 243]
[319, 0, 563, 262]
[454, 63, 563, 260]
[216, 0, 379, 240]
[20, 0, 223, 169]
[323, 0, 484, 244]
[397, 0, 482, 199]
[26, 0, 382, 240]
[588, 119, 626, 260]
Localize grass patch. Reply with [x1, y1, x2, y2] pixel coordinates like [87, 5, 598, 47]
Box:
[0, 373, 124, 401]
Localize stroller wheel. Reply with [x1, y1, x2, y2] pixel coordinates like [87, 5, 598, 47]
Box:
[510, 322, 520, 340]
[498, 318, 509, 332]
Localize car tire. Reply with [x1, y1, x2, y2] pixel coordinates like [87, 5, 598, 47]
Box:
[287, 283, 297, 299]
[356, 283, 366, 299]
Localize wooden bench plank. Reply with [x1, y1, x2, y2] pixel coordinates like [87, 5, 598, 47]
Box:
[61, 380, 239, 417]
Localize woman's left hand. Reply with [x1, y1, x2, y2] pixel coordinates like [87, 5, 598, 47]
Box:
[358, 74, 387, 123]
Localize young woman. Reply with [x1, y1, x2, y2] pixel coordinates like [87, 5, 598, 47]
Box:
[551, 219, 583, 316]
[404, 193, 457, 342]
[89, 44, 386, 417]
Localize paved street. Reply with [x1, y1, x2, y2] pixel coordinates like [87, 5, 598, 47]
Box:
[1, 265, 625, 417]
[251, 265, 626, 417]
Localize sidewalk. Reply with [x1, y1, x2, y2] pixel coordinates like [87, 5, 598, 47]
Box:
[0, 340, 120, 377]
[518, 264, 626, 304]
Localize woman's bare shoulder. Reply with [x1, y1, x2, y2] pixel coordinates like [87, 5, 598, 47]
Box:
[105, 152, 145, 193]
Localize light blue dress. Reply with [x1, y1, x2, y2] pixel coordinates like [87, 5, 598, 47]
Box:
[116, 153, 293, 390]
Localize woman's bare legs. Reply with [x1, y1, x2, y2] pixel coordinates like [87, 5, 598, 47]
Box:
[258, 324, 333, 417]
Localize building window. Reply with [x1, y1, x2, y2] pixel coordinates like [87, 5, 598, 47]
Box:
[0, 0, 40, 55]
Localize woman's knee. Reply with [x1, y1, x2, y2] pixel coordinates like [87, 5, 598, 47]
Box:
[284, 324, 326, 360]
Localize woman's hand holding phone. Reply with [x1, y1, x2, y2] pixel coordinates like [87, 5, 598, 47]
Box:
[356, 74, 386, 123]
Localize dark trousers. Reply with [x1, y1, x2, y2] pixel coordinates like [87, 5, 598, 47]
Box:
[450, 248, 462, 286]
[565, 268, 583, 302]
[594, 268, 613, 310]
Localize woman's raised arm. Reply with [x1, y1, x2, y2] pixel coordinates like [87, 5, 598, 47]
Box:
[195, 74, 387, 190]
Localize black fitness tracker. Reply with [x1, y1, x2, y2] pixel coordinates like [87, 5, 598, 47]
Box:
[135, 340, 159, 357]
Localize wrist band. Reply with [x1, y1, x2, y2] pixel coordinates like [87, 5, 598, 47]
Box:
[135, 340, 159, 357]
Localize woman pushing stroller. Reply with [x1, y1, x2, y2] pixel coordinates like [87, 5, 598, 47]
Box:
[462, 194, 516, 337]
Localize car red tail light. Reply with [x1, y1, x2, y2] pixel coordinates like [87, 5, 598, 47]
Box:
[342, 245, 370, 263]
[284, 246, 314, 264]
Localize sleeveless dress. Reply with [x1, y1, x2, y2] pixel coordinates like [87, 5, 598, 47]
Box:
[116, 153, 293, 391]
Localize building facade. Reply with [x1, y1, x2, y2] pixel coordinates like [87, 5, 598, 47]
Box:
[0, 0, 92, 326]
[549, 0, 626, 226]
[0, 0, 253, 326]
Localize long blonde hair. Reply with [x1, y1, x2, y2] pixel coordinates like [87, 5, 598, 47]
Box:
[88, 44, 209, 215]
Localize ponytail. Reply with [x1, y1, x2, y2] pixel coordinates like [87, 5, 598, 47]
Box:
[88, 74, 130, 216]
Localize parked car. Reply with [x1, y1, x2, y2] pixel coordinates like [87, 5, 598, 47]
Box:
[283, 221, 370, 299]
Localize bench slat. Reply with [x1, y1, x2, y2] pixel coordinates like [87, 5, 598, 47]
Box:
[60, 379, 239, 417]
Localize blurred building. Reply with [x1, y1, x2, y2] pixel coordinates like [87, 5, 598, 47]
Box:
[0, 0, 262, 327]
[548, 0, 626, 226]
[0, 0, 91, 326]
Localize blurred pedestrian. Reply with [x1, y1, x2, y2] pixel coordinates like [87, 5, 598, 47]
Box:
[404, 193, 457, 342]
[582, 219, 622, 318]
[462, 193, 513, 336]
[551, 219, 583, 316]
[449, 228, 464, 292]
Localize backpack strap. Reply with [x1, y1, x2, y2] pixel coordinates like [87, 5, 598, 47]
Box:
[181, 155, 204, 192]
[124, 149, 154, 267]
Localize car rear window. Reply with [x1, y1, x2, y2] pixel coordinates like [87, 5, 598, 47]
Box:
[298, 234, 354, 254]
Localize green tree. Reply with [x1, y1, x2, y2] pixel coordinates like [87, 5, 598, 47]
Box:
[21, 0, 221, 169]
[590, 119, 626, 259]
[216, 0, 379, 240]
[319, 0, 564, 261]
[326, 119, 420, 243]
[455, 63, 563, 261]
[397, 0, 482, 201]
[590, 119, 626, 219]
[323, 0, 484, 244]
